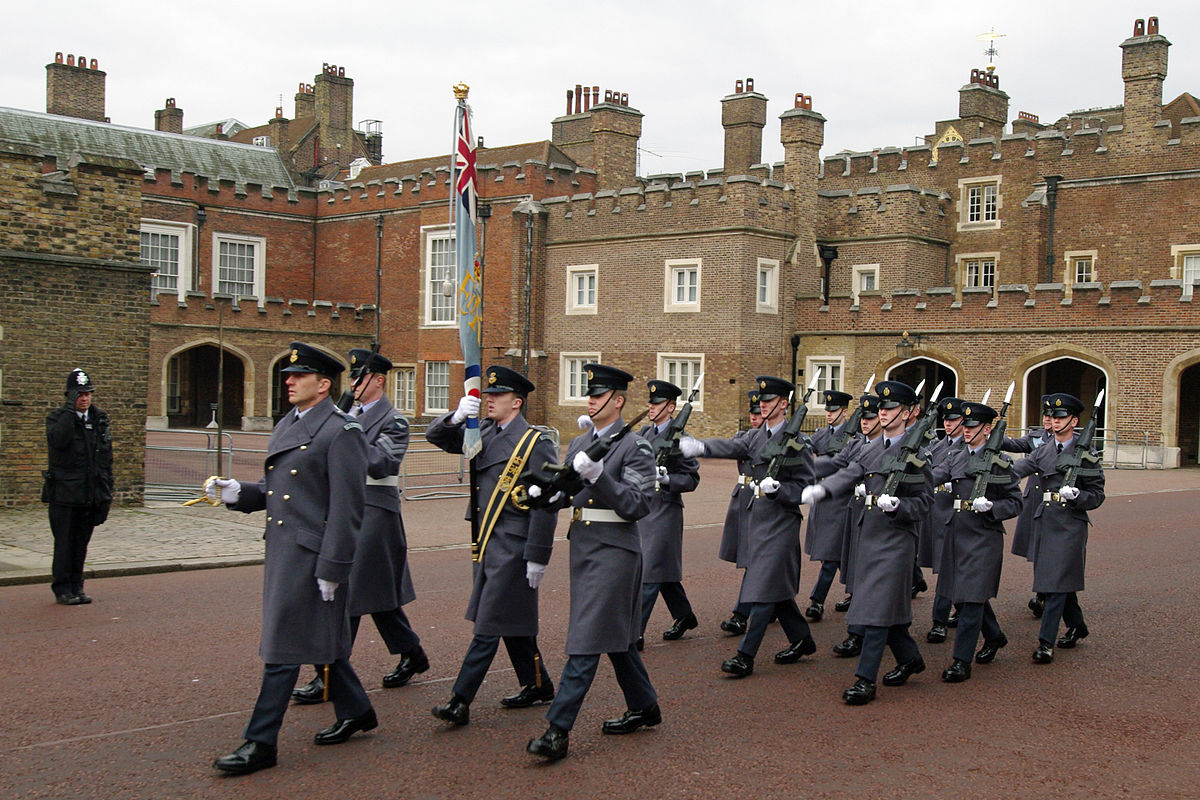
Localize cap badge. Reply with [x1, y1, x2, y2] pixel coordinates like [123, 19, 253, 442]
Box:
[649, 383, 657, 394]
[488, 371, 497, 385]
[75, 371, 89, 385]
[882, 387, 891, 397]
[1055, 398, 1062, 407]
[759, 380, 766, 390]
[944, 401, 952, 410]
[964, 407, 972, 416]
[289, 349, 299, 363]
[586, 370, 594, 381]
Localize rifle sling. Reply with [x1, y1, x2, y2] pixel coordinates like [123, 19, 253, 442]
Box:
[472, 427, 542, 564]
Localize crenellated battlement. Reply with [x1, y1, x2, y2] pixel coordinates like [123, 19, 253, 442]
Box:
[150, 291, 378, 329]
[143, 167, 311, 211]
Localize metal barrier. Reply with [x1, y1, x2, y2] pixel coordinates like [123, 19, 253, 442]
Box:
[1097, 429, 1166, 470]
[400, 423, 560, 501]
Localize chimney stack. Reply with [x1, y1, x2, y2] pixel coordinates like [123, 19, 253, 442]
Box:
[314, 64, 355, 166]
[1121, 17, 1170, 137]
[722, 78, 768, 175]
[294, 82, 315, 118]
[154, 97, 184, 134]
[46, 52, 107, 122]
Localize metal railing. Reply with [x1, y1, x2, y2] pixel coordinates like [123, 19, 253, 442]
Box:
[1095, 429, 1166, 470]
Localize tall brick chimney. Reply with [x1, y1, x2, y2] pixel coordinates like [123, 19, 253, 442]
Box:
[314, 64, 354, 167]
[550, 85, 641, 191]
[722, 78, 768, 175]
[154, 98, 183, 134]
[1121, 17, 1170, 135]
[957, 68, 1009, 140]
[780, 94, 826, 281]
[294, 82, 315, 119]
[45, 52, 106, 122]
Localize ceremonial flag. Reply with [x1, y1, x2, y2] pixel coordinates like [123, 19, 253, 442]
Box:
[452, 84, 483, 459]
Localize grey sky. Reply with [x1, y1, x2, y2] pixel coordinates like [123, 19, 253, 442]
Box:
[3, 1, 1197, 175]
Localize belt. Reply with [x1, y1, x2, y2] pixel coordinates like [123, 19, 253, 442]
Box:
[366, 475, 399, 487]
[933, 486, 950, 494]
[952, 499, 971, 510]
[862, 494, 878, 508]
[737, 475, 754, 486]
[570, 507, 625, 524]
[1042, 491, 1062, 502]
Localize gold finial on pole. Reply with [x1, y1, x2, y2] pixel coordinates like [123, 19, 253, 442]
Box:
[453, 83, 470, 100]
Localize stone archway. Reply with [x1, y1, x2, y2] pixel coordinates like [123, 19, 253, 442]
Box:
[884, 355, 959, 401]
[1020, 355, 1108, 433]
[1164, 349, 1200, 465]
[164, 343, 247, 429]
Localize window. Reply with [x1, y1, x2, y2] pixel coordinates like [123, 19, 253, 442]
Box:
[1171, 245, 1200, 299]
[560, 353, 600, 405]
[424, 361, 450, 413]
[1064, 250, 1098, 286]
[141, 221, 192, 293]
[394, 367, 416, 414]
[212, 233, 266, 303]
[851, 264, 879, 305]
[658, 354, 705, 409]
[423, 227, 456, 326]
[957, 176, 1002, 231]
[252, 135, 271, 147]
[166, 355, 181, 414]
[967, 185, 997, 223]
[957, 252, 999, 293]
[566, 265, 598, 314]
[664, 259, 701, 312]
[806, 358, 843, 394]
[756, 258, 779, 314]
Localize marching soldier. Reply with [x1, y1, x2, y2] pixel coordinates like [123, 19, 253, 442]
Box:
[527, 364, 660, 761]
[208, 342, 375, 775]
[293, 349, 428, 703]
[638, 380, 702, 645]
[717, 390, 764, 636]
[803, 389, 854, 621]
[1002, 398, 1055, 618]
[426, 365, 559, 726]
[924, 397, 966, 644]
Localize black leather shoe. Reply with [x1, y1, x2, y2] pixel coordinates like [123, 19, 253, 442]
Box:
[926, 624, 948, 643]
[911, 577, 928, 598]
[602, 704, 661, 734]
[636, 636, 644, 652]
[834, 596, 852, 612]
[75, 593, 93, 604]
[947, 607, 959, 628]
[663, 613, 698, 640]
[774, 636, 817, 664]
[292, 676, 326, 705]
[941, 659, 971, 683]
[805, 601, 824, 621]
[882, 656, 926, 686]
[1029, 595, 1045, 618]
[314, 708, 378, 745]
[382, 648, 429, 688]
[527, 724, 569, 761]
[720, 652, 754, 677]
[975, 635, 1008, 664]
[1057, 624, 1089, 649]
[842, 678, 876, 705]
[500, 683, 555, 708]
[213, 740, 277, 775]
[1033, 642, 1055, 664]
[55, 594, 84, 606]
[432, 695, 470, 726]
[719, 614, 747, 635]
[832, 633, 863, 657]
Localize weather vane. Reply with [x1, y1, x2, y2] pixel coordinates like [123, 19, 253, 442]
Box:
[977, 27, 1007, 73]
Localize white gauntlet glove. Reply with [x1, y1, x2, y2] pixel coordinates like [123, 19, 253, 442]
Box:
[526, 561, 547, 589]
[577, 414, 595, 431]
[854, 483, 867, 499]
[655, 465, 669, 484]
[1058, 486, 1080, 502]
[678, 436, 705, 458]
[317, 578, 338, 602]
[971, 497, 993, 513]
[758, 477, 781, 496]
[206, 477, 241, 504]
[573, 450, 604, 484]
[801, 484, 827, 505]
[451, 394, 480, 425]
[876, 493, 899, 513]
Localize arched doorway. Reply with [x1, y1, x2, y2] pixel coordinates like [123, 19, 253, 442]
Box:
[167, 345, 246, 429]
[885, 357, 958, 401]
[1022, 356, 1107, 433]
[1176, 363, 1200, 464]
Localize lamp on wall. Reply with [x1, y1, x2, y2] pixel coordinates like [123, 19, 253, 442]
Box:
[817, 244, 839, 306]
[896, 330, 927, 359]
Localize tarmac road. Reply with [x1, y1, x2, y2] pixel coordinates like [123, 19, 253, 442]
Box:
[1, 467, 1198, 798]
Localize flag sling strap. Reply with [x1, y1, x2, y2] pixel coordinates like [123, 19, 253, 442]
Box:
[472, 427, 542, 563]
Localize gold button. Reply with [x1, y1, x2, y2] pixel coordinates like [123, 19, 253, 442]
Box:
[587, 498, 594, 505]
[277, 520, 284, 526]
[268, 465, 275, 471]
[283, 495, 290, 501]
[301, 445, 307, 450]
[584, 521, 591, 526]
[267, 516, 272, 522]
[290, 469, 298, 475]
[267, 490, 274, 496]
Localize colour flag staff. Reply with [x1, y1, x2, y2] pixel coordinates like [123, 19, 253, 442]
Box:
[452, 83, 483, 459]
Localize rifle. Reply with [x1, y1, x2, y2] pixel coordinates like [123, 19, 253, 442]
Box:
[336, 340, 381, 413]
[827, 373, 875, 455]
[966, 382, 1015, 503]
[512, 408, 650, 509]
[1056, 389, 1105, 489]
[760, 369, 822, 480]
[879, 380, 943, 495]
[654, 374, 704, 468]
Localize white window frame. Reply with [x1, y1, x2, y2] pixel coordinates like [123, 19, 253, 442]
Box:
[756, 257, 779, 314]
[421, 225, 456, 328]
[393, 366, 416, 414]
[957, 176, 1002, 231]
[212, 232, 266, 305]
[565, 264, 598, 315]
[957, 251, 999, 294]
[663, 259, 701, 312]
[657, 354, 705, 410]
[560, 352, 600, 405]
[1064, 249, 1098, 286]
[424, 361, 450, 414]
[850, 264, 879, 305]
[141, 220, 192, 293]
[806, 357, 844, 394]
[1171, 244, 1200, 299]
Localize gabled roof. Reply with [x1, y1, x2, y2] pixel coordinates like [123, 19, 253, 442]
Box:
[354, 140, 576, 183]
[1163, 92, 1200, 118]
[182, 118, 250, 138]
[0, 107, 295, 189]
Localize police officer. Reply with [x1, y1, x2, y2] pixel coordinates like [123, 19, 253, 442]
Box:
[208, 342, 375, 775]
[637, 380, 701, 645]
[293, 349, 428, 703]
[427, 365, 559, 725]
[527, 364, 659, 761]
[925, 397, 966, 643]
[44, 368, 113, 605]
[717, 390, 764, 636]
[804, 389, 854, 621]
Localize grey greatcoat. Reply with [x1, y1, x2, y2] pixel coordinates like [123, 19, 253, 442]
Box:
[426, 413, 558, 637]
[804, 423, 853, 563]
[1012, 438, 1105, 593]
[822, 437, 932, 628]
[560, 423, 655, 655]
[232, 398, 366, 665]
[703, 425, 815, 604]
[936, 446, 1023, 603]
[922, 436, 964, 571]
[1002, 427, 1053, 559]
[346, 399, 416, 618]
[637, 423, 700, 583]
[717, 428, 756, 564]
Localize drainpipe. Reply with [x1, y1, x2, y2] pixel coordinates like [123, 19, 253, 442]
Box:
[523, 209, 533, 376]
[1043, 175, 1062, 283]
[374, 214, 383, 345]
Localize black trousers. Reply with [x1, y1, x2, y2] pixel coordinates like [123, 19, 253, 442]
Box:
[49, 504, 97, 597]
[952, 601, 1003, 663]
[545, 646, 656, 732]
[739, 599, 811, 658]
[350, 608, 421, 656]
[452, 634, 552, 703]
[809, 560, 840, 603]
[640, 582, 693, 633]
[855, 624, 920, 683]
[244, 660, 371, 746]
[1039, 592, 1084, 645]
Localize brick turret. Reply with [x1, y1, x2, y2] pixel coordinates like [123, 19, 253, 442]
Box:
[722, 78, 767, 174]
[45, 52, 106, 122]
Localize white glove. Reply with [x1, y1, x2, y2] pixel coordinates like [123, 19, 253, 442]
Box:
[573, 450, 603, 483]
[317, 578, 338, 602]
[854, 483, 867, 499]
[206, 477, 241, 504]
[758, 477, 781, 496]
[801, 484, 828, 505]
[577, 414, 594, 431]
[451, 394, 480, 425]
[656, 465, 669, 481]
[1059, 485, 1080, 501]
[877, 493, 899, 513]
[678, 436, 705, 458]
[971, 497, 993, 513]
[527, 483, 542, 498]
[526, 561, 547, 589]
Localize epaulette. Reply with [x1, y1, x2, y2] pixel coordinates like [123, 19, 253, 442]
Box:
[635, 438, 654, 457]
[344, 419, 364, 432]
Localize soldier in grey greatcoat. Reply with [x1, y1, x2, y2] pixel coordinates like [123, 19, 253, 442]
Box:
[1010, 393, 1105, 665]
[716, 390, 763, 636]
[803, 390, 854, 621]
[681, 376, 817, 679]
[293, 349, 427, 704]
[208, 342, 375, 776]
[527, 364, 659, 762]
[1001, 400, 1055, 618]
[637, 380, 701, 644]
[924, 397, 966, 644]
[427, 366, 559, 726]
[936, 402, 1023, 683]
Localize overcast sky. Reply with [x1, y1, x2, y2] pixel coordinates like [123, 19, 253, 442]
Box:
[3, 1, 1197, 175]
